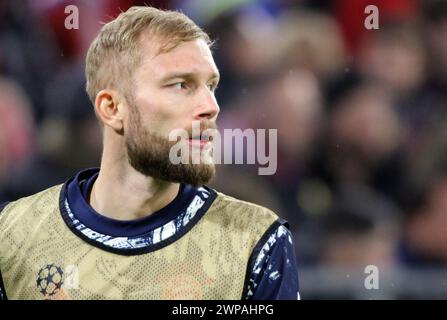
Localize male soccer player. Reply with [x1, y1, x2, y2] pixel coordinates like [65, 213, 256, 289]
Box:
[0, 6, 299, 300]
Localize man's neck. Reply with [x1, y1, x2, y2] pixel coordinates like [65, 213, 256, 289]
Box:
[89, 162, 180, 221]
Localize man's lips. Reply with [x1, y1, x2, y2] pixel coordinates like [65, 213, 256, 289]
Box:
[188, 137, 211, 148]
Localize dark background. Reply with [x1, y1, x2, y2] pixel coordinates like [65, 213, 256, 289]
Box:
[1, 0, 447, 299]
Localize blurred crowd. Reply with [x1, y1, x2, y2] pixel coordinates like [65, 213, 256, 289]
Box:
[1, 0, 447, 298]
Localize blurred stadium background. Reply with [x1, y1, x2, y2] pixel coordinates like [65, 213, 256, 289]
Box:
[2, 0, 447, 299]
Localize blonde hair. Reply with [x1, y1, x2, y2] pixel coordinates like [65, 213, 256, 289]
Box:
[85, 6, 212, 105]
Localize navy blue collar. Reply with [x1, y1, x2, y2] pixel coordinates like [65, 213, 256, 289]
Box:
[66, 168, 197, 237]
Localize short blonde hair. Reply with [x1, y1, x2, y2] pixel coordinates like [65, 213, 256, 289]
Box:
[85, 6, 212, 105]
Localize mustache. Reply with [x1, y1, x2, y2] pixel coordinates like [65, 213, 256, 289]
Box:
[185, 121, 219, 137]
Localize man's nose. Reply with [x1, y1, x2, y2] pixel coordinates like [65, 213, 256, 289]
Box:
[194, 88, 220, 121]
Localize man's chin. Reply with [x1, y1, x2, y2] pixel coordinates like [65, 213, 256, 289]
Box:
[173, 163, 216, 187]
[133, 162, 215, 187]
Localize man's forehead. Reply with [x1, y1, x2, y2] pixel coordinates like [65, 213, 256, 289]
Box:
[139, 38, 218, 78]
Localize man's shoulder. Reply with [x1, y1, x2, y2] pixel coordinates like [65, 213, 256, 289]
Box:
[0, 184, 64, 217]
[208, 189, 282, 233]
[0, 202, 9, 214]
[214, 190, 279, 217]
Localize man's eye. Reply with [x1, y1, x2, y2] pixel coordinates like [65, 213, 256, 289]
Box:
[169, 82, 187, 90]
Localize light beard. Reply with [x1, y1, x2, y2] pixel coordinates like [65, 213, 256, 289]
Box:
[125, 108, 215, 187]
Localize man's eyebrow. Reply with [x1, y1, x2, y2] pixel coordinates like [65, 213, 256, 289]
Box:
[160, 71, 220, 82]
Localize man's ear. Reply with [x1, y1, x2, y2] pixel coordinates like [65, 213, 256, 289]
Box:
[94, 90, 125, 132]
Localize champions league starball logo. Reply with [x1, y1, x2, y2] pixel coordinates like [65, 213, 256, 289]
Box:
[36, 264, 64, 297]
